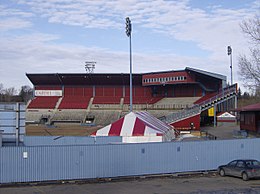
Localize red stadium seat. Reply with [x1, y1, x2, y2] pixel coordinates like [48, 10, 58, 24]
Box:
[58, 96, 91, 109]
[28, 96, 60, 109]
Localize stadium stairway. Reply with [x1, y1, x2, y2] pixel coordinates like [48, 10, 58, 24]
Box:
[87, 97, 94, 111]
[161, 84, 237, 126]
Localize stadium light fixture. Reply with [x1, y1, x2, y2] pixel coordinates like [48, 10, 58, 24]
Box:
[125, 17, 133, 112]
[85, 61, 96, 73]
[227, 46, 233, 85]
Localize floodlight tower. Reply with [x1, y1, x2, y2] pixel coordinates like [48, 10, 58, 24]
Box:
[125, 17, 133, 112]
[85, 61, 96, 73]
[227, 46, 233, 85]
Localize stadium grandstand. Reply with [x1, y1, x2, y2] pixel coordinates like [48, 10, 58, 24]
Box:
[26, 67, 237, 131]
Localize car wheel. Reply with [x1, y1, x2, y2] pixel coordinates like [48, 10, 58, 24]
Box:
[242, 172, 249, 181]
[219, 169, 225, 177]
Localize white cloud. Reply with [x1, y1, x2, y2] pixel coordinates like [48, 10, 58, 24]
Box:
[12, 0, 256, 51]
[0, 18, 32, 31]
[0, 31, 227, 89]
[1, 0, 259, 92]
[0, 4, 33, 31]
[0, 4, 34, 17]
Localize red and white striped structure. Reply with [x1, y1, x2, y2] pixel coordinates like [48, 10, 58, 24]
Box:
[217, 112, 236, 127]
[93, 111, 176, 143]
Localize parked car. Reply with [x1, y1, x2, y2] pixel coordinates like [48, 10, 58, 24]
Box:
[218, 159, 260, 181]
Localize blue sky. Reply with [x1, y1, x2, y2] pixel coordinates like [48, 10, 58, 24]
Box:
[0, 0, 259, 92]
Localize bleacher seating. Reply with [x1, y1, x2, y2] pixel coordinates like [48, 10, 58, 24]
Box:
[26, 110, 54, 123]
[64, 87, 93, 96]
[124, 96, 162, 104]
[194, 92, 217, 105]
[147, 110, 177, 119]
[27, 96, 60, 109]
[153, 97, 200, 109]
[92, 96, 121, 104]
[58, 96, 91, 109]
[51, 110, 87, 123]
[88, 110, 120, 126]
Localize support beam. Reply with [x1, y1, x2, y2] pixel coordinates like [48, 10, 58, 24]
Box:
[213, 104, 217, 127]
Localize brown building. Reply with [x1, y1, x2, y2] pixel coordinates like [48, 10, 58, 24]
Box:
[239, 103, 260, 134]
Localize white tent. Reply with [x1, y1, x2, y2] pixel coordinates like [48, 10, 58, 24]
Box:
[92, 111, 176, 143]
[217, 112, 236, 127]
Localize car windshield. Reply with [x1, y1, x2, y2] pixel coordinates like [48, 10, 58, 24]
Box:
[245, 160, 260, 167]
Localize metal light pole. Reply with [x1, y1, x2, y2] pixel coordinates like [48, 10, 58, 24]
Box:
[227, 46, 233, 85]
[125, 17, 133, 112]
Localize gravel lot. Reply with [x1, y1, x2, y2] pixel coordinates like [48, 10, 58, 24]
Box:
[1, 173, 260, 194]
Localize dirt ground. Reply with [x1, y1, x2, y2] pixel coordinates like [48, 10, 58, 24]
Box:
[26, 124, 102, 136]
[201, 124, 260, 140]
[1, 173, 260, 194]
[201, 125, 240, 139]
[26, 123, 258, 140]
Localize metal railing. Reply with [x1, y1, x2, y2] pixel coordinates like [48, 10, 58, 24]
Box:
[161, 84, 237, 124]
[160, 105, 200, 124]
[198, 84, 237, 109]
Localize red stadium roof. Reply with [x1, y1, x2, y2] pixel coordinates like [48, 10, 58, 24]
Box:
[238, 103, 260, 112]
[26, 73, 142, 86]
[26, 67, 227, 86]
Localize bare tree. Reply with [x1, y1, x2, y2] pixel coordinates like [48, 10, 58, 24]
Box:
[0, 83, 3, 94]
[19, 85, 33, 102]
[0, 83, 4, 101]
[4, 87, 17, 102]
[238, 14, 260, 95]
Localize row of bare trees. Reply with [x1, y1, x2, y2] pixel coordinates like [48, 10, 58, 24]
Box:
[238, 14, 260, 96]
[0, 84, 33, 102]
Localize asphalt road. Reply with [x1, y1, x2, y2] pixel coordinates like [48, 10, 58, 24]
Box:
[1, 173, 260, 194]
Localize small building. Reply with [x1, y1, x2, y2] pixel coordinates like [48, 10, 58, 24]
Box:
[217, 112, 236, 127]
[239, 103, 260, 134]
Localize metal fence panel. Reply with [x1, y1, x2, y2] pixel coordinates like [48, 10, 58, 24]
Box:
[0, 103, 25, 144]
[23, 136, 122, 146]
[1, 138, 260, 183]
